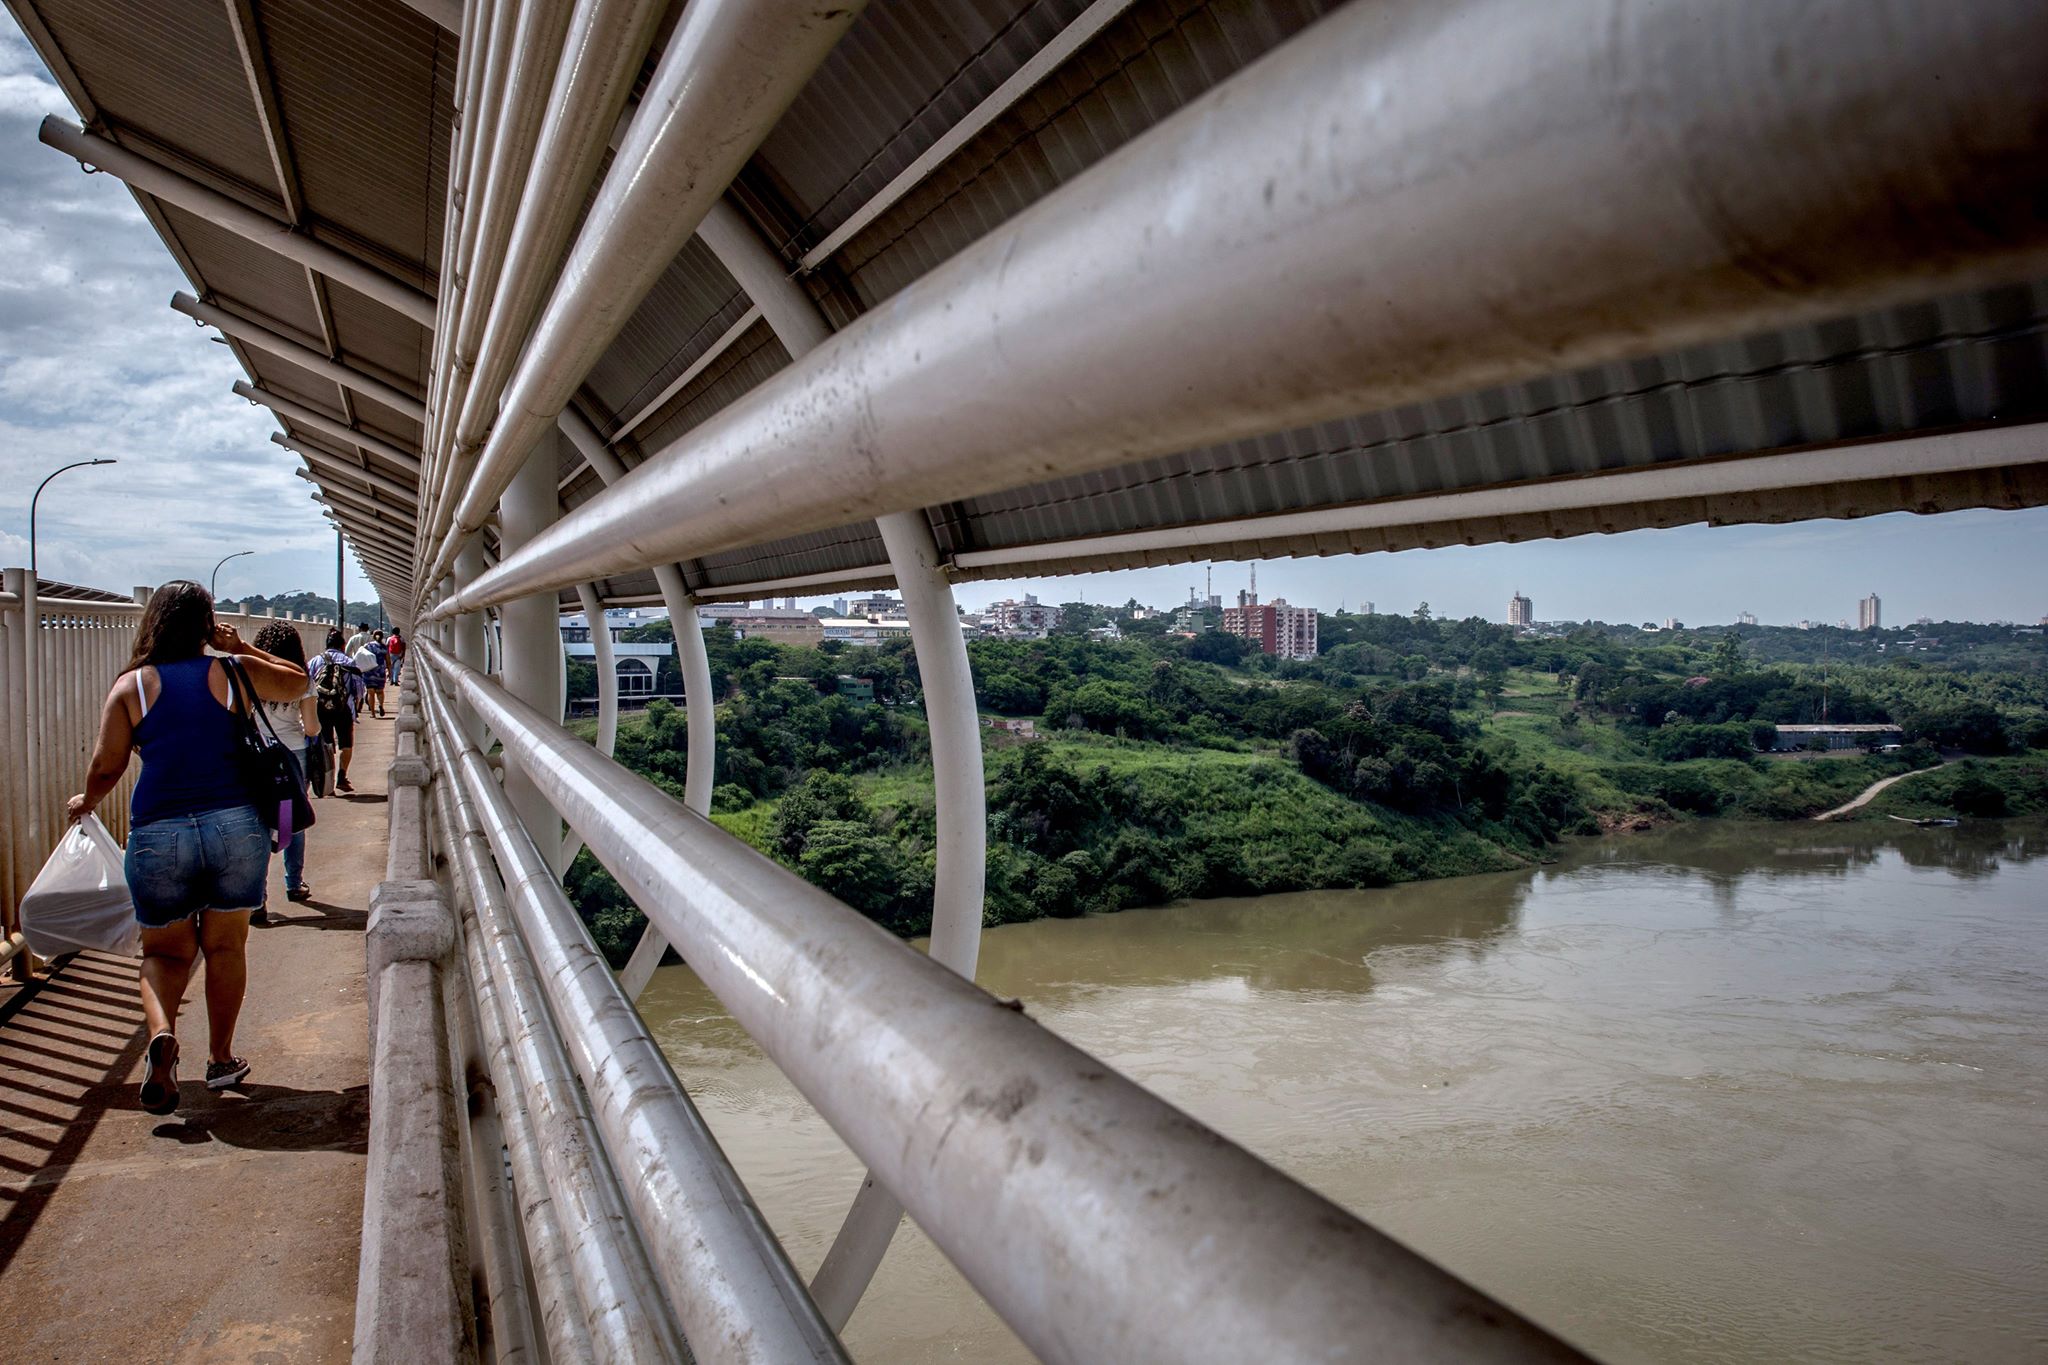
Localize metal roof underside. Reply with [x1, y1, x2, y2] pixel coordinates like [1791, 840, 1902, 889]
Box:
[11, 0, 2047, 612]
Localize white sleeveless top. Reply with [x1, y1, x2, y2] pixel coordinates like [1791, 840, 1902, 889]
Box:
[262, 681, 315, 748]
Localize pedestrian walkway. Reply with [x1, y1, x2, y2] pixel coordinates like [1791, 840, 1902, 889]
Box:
[0, 711, 395, 1361]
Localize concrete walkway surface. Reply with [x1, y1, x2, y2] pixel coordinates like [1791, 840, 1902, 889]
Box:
[0, 711, 395, 1362]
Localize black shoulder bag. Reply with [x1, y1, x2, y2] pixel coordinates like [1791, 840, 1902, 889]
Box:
[222, 658, 317, 850]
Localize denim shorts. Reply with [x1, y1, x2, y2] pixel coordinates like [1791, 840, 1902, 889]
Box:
[125, 805, 271, 926]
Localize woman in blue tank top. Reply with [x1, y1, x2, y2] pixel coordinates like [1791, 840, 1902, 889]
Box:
[66, 581, 315, 1115]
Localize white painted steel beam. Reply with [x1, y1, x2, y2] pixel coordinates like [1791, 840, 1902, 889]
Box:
[297, 467, 417, 511]
[454, 0, 670, 472]
[434, 0, 2048, 617]
[395, 0, 460, 32]
[796, 0, 1138, 270]
[235, 382, 421, 475]
[316, 494, 410, 535]
[419, 671, 851, 1364]
[948, 426, 2048, 570]
[689, 565, 894, 602]
[698, 188, 989, 1327]
[558, 580, 616, 870]
[429, 0, 868, 583]
[277, 436, 420, 503]
[498, 444, 565, 871]
[308, 476, 417, 522]
[419, 641, 1590, 1365]
[173, 292, 425, 421]
[38, 119, 437, 328]
[606, 303, 762, 447]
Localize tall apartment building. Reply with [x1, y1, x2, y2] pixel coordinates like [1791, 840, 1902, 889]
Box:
[1508, 591, 1534, 629]
[1222, 598, 1318, 660]
[1738, 611, 1758, 626]
[1858, 593, 1881, 630]
[986, 593, 1061, 636]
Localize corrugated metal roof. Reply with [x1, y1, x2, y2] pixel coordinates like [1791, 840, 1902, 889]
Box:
[11, 0, 2048, 610]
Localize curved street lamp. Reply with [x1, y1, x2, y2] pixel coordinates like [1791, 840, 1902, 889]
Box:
[19, 457, 118, 921]
[29, 457, 118, 582]
[210, 548, 255, 598]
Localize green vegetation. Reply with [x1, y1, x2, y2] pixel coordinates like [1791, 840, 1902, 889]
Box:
[563, 609, 2048, 964]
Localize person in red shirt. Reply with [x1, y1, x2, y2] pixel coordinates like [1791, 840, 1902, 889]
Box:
[385, 626, 406, 686]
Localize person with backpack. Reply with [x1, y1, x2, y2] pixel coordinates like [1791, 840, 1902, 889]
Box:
[310, 628, 364, 794]
[385, 626, 406, 686]
[64, 581, 314, 1110]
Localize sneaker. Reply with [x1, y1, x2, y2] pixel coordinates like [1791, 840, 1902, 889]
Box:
[287, 884, 313, 903]
[140, 1031, 179, 1114]
[205, 1057, 251, 1091]
[336, 775, 355, 793]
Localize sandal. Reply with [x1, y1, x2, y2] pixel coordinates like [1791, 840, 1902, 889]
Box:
[140, 1031, 180, 1114]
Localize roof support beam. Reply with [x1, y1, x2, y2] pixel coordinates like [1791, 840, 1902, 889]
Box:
[395, 0, 462, 36]
[38, 118, 437, 328]
[949, 425, 2048, 570]
[315, 491, 410, 533]
[436, 0, 2048, 617]
[234, 382, 422, 475]
[428, 0, 868, 582]
[796, 0, 1138, 270]
[177, 293, 426, 421]
[297, 466, 418, 511]
[606, 303, 761, 447]
[277, 435, 421, 503]
[323, 512, 414, 561]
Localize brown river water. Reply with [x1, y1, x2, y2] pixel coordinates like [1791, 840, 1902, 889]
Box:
[638, 819, 2048, 1363]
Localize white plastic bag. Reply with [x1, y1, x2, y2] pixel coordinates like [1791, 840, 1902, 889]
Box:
[20, 815, 139, 958]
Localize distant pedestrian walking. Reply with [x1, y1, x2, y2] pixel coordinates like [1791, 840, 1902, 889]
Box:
[311, 628, 364, 794]
[355, 633, 388, 718]
[66, 582, 316, 1113]
[252, 621, 321, 918]
[385, 626, 406, 686]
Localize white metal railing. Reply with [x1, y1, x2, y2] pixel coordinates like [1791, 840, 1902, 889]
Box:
[409, 640, 1586, 1365]
[353, 0, 2048, 1358]
[0, 569, 334, 971]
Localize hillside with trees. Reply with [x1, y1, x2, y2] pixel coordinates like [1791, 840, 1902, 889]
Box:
[563, 611, 2048, 964]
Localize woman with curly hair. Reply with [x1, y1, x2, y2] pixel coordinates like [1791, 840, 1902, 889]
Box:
[252, 619, 321, 920]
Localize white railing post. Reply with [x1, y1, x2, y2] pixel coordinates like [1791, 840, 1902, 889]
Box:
[0, 569, 28, 976]
[695, 193, 990, 1326]
[497, 447, 563, 869]
[19, 569, 42, 872]
[559, 416, 715, 1001]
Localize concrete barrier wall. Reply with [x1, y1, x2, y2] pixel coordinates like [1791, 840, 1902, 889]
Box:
[356, 679, 476, 1364]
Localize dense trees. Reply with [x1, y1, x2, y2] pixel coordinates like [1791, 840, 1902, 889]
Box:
[562, 605, 2046, 962]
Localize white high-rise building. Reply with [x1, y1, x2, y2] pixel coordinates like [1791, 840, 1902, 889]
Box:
[1858, 593, 1881, 630]
[1508, 592, 1534, 629]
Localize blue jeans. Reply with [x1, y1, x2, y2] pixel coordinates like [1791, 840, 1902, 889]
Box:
[126, 804, 270, 926]
[280, 744, 312, 889]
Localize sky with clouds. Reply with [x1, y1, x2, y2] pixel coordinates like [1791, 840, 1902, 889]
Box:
[1, 15, 2041, 630]
[0, 19, 378, 608]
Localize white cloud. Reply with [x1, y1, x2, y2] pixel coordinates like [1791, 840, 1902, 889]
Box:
[0, 18, 378, 608]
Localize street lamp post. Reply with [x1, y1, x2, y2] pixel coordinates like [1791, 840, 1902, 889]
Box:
[19, 458, 118, 951]
[29, 458, 118, 584]
[210, 549, 254, 600]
